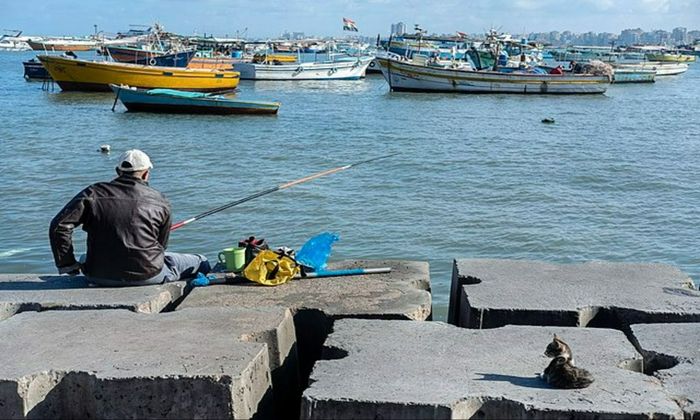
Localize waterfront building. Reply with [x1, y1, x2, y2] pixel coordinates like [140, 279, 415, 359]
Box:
[672, 27, 688, 44]
[390, 22, 406, 36]
[620, 28, 643, 46]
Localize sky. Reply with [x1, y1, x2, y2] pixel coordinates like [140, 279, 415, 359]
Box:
[3, 0, 699, 38]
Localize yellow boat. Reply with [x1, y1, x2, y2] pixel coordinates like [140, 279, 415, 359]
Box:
[252, 53, 297, 64]
[38, 55, 239, 92]
[645, 53, 696, 63]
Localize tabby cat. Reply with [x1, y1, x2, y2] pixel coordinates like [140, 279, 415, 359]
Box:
[544, 333, 575, 365]
[542, 356, 594, 389]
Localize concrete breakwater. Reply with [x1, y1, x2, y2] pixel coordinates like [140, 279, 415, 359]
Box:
[1, 259, 698, 418]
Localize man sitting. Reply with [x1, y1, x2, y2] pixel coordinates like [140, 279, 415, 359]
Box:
[49, 149, 210, 286]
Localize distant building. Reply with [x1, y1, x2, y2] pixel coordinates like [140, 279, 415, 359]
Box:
[619, 28, 643, 46]
[280, 31, 305, 40]
[689, 30, 700, 43]
[390, 22, 406, 36]
[549, 31, 561, 44]
[672, 27, 687, 44]
[500, 26, 696, 48]
[641, 29, 671, 45]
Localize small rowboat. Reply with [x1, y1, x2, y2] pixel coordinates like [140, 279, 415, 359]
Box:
[110, 84, 280, 115]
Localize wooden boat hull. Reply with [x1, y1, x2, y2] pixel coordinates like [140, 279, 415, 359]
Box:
[612, 68, 656, 84]
[107, 46, 196, 68]
[28, 39, 96, 51]
[186, 57, 235, 70]
[375, 57, 610, 94]
[111, 85, 280, 115]
[236, 57, 372, 80]
[38, 55, 239, 92]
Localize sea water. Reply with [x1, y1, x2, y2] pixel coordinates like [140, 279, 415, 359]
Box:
[1, 51, 699, 319]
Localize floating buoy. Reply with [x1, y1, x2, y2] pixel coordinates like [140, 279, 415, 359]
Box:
[541, 118, 555, 124]
[99, 144, 111, 153]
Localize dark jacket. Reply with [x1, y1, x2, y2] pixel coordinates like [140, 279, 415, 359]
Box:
[49, 174, 171, 281]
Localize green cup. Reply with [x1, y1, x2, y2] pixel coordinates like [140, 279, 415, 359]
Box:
[218, 247, 247, 272]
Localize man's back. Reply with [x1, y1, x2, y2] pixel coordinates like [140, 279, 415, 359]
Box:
[50, 174, 171, 282]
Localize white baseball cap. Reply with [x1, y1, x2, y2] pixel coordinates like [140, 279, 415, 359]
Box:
[116, 149, 153, 172]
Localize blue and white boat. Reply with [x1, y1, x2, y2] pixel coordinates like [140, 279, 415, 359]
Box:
[110, 85, 280, 115]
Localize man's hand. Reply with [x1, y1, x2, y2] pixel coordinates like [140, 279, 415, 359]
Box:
[58, 262, 82, 276]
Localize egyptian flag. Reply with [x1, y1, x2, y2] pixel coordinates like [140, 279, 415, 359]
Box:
[343, 17, 358, 32]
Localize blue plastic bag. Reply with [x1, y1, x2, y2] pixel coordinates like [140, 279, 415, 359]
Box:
[191, 272, 218, 287]
[296, 232, 339, 271]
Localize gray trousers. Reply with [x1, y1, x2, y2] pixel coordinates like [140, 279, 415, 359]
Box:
[87, 252, 211, 287]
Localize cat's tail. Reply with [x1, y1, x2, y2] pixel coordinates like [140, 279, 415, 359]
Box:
[569, 369, 594, 389]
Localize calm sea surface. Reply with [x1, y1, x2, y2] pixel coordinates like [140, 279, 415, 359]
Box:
[1, 51, 699, 319]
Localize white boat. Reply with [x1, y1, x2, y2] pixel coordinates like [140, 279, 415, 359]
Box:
[611, 68, 656, 84]
[614, 61, 688, 77]
[375, 55, 610, 94]
[0, 31, 32, 51]
[236, 56, 373, 80]
[0, 39, 31, 51]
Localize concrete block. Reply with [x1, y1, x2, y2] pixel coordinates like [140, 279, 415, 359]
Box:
[179, 260, 431, 320]
[449, 259, 700, 328]
[0, 306, 298, 419]
[302, 320, 684, 419]
[179, 260, 431, 386]
[0, 274, 187, 320]
[631, 323, 700, 419]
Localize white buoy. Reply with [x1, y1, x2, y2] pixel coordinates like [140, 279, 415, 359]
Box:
[100, 144, 111, 153]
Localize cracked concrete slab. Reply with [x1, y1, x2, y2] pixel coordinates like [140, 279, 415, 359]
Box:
[449, 259, 700, 328]
[302, 320, 684, 419]
[0, 274, 187, 320]
[179, 260, 431, 391]
[178, 260, 431, 320]
[631, 323, 700, 419]
[0, 306, 297, 419]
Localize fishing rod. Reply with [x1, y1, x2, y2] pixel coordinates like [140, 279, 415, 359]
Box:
[170, 153, 399, 231]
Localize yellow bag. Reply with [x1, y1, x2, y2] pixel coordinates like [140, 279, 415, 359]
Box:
[243, 249, 300, 286]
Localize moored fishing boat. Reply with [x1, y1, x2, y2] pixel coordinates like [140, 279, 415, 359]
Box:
[645, 52, 696, 63]
[22, 59, 51, 81]
[614, 61, 689, 76]
[375, 55, 610, 94]
[110, 84, 280, 115]
[106, 45, 196, 68]
[38, 55, 240, 92]
[236, 56, 373, 80]
[611, 68, 656, 84]
[28, 38, 97, 51]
